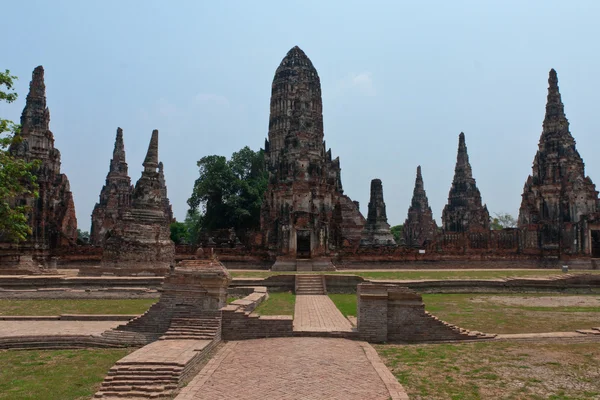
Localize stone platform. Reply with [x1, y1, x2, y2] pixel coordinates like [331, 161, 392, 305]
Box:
[176, 337, 408, 400]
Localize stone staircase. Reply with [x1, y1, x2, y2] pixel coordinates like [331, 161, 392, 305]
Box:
[424, 311, 497, 340]
[94, 363, 180, 399]
[296, 259, 313, 271]
[160, 307, 221, 341]
[295, 275, 326, 295]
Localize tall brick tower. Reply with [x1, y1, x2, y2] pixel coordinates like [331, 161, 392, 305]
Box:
[518, 69, 599, 252]
[261, 47, 364, 267]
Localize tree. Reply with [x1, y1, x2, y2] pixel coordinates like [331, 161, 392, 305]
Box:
[170, 221, 188, 244]
[187, 146, 267, 235]
[490, 213, 517, 230]
[0, 70, 39, 243]
[390, 224, 403, 244]
[76, 229, 90, 244]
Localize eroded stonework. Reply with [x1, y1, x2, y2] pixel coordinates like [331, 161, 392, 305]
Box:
[518, 70, 599, 252]
[442, 132, 490, 232]
[360, 179, 395, 246]
[403, 166, 438, 247]
[100, 130, 175, 275]
[90, 128, 133, 245]
[5, 66, 77, 250]
[260, 46, 365, 259]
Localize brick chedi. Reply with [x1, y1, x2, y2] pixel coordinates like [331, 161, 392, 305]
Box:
[5, 66, 77, 250]
[518, 69, 599, 248]
[158, 161, 174, 223]
[360, 179, 396, 246]
[100, 130, 175, 275]
[403, 166, 438, 246]
[442, 132, 490, 232]
[261, 46, 365, 261]
[90, 128, 133, 245]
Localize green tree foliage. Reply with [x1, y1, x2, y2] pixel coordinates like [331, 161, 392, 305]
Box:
[76, 229, 90, 244]
[0, 70, 39, 243]
[390, 224, 403, 243]
[170, 221, 187, 244]
[187, 146, 267, 235]
[490, 213, 517, 230]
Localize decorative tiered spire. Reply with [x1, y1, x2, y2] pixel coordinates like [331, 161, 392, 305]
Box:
[143, 129, 159, 172]
[442, 132, 490, 232]
[90, 127, 134, 245]
[518, 69, 598, 231]
[360, 179, 396, 246]
[403, 166, 437, 246]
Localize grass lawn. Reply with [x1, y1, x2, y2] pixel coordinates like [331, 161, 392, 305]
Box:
[376, 341, 600, 400]
[253, 292, 295, 316]
[328, 294, 357, 317]
[0, 348, 133, 400]
[327, 293, 600, 333]
[230, 269, 600, 280]
[0, 299, 157, 316]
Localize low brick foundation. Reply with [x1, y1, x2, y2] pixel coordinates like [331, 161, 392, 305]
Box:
[357, 283, 496, 343]
[221, 287, 294, 340]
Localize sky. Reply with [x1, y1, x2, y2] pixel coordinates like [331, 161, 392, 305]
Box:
[2, 0, 600, 232]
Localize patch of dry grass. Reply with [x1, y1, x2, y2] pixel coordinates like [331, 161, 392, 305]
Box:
[376, 341, 600, 400]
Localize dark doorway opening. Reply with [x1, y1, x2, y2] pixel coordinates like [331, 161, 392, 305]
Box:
[296, 231, 311, 259]
[591, 230, 600, 258]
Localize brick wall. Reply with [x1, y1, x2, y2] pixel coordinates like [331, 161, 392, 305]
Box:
[221, 287, 294, 340]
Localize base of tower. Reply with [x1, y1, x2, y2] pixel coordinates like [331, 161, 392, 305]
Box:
[271, 257, 336, 272]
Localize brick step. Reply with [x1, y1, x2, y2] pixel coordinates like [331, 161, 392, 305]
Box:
[105, 375, 177, 382]
[95, 389, 174, 398]
[159, 335, 214, 340]
[167, 326, 216, 333]
[99, 383, 177, 392]
[111, 364, 184, 370]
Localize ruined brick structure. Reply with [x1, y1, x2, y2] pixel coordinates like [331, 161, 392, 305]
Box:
[442, 132, 490, 232]
[360, 179, 396, 246]
[518, 69, 600, 255]
[158, 162, 174, 224]
[99, 130, 175, 275]
[4, 66, 77, 251]
[260, 46, 365, 262]
[403, 166, 438, 247]
[90, 128, 133, 245]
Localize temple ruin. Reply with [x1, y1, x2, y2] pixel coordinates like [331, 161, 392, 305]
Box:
[260, 46, 365, 267]
[403, 166, 438, 247]
[518, 69, 600, 255]
[1, 66, 77, 269]
[90, 128, 133, 245]
[442, 132, 490, 232]
[360, 179, 396, 246]
[98, 130, 175, 275]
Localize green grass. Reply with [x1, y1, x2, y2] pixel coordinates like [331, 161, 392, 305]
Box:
[253, 292, 295, 316]
[0, 299, 157, 316]
[327, 293, 600, 333]
[376, 341, 600, 400]
[230, 269, 600, 280]
[0, 348, 133, 399]
[328, 294, 357, 317]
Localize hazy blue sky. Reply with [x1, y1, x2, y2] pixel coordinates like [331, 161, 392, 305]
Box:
[2, 1, 600, 231]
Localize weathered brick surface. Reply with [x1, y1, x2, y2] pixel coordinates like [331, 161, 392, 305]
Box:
[221, 287, 294, 340]
[176, 338, 403, 400]
[358, 283, 495, 342]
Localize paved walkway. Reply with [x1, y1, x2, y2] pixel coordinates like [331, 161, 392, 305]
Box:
[293, 295, 353, 332]
[176, 337, 408, 400]
[0, 320, 121, 337]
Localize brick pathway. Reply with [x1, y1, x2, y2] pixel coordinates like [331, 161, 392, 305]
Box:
[293, 295, 353, 332]
[0, 320, 121, 337]
[176, 337, 408, 400]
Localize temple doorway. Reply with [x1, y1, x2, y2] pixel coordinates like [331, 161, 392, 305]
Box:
[591, 230, 600, 258]
[296, 230, 311, 259]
